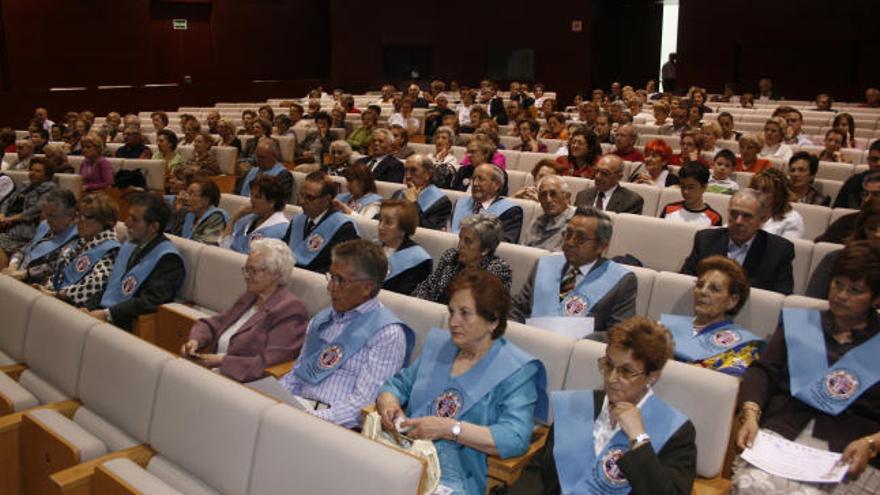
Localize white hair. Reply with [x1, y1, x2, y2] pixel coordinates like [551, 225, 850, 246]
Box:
[537, 174, 570, 192]
[248, 238, 295, 285]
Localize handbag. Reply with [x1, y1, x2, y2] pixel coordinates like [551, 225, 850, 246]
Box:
[361, 411, 442, 495]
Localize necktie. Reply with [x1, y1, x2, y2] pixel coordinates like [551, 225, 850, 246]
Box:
[367, 158, 378, 172]
[305, 219, 316, 236]
[472, 201, 483, 215]
[559, 266, 580, 300]
[595, 191, 605, 210]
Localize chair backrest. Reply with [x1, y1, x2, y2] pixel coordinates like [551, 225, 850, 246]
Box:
[495, 242, 548, 296]
[783, 294, 829, 311]
[504, 322, 576, 399]
[191, 246, 248, 311]
[830, 207, 859, 224]
[286, 267, 331, 316]
[607, 214, 700, 272]
[214, 146, 238, 175]
[815, 161, 855, 181]
[791, 238, 814, 296]
[808, 242, 843, 285]
[0, 276, 43, 362]
[411, 226, 458, 262]
[167, 235, 206, 301]
[516, 151, 557, 174]
[378, 290, 448, 359]
[627, 265, 657, 316]
[275, 135, 296, 163]
[219, 193, 251, 216]
[122, 159, 165, 191]
[814, 179, 842, 205]
[791, 202, 831, 241]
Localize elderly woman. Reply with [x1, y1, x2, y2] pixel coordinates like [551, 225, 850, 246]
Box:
[736, 133, 771, 173]
[511, 317, 697, 495]
[734, 241, 880, 494]
[450, 138, 495, 192]
[427, 126, 459, 189]
[377, 199, 433, 295]
[669, 130, 705, 166]
[759, 117, 794, 163]
[180, 120, 200, 146]
[660, 255, 762, 376]
[79, 133, 114, 192]
[216, 119, 242, 152]
[750, 168, 805, 240]
[223, 175, 289, 254]
[787, 151, 830, 206]
[347, 107, 379, 155]
[43, 143, 73, 174]
[152, 129, 183, 174]
[294, 111, 332, 165]
[0, 159, 57, 268]
[394, 154, 452, 230]
[179, 178, 227, 246]
[334, 163, 383, 218]
[378, 269, 547, 495]
[540, 113, 569, 141]
[557, 130, 600, 178]
[41, 192, 121, 310]
[325, 139, 353, 176]
[817, 128, 850, 163]
[3, 189, 78, 284]
[182, 131, 221, 176]
[514, 119, 547, 152]
[631, 139, 680, 187]
[833, 112, 857, 149]
[238, 118, 276, 167]
[182, 238, 309, 383]
[412, 213, 512, 304]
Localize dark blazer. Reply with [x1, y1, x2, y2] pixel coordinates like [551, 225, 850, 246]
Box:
[392, 188, 452, 231]
[575, 186, 645, 215]
[450, 165, 510, 196]
[107, 234, 185, 331]
[382, 238, 433, 296]
[494, 198, 524, 244]
[832, 172, 866, 209]
[285, 211, 360, 274]
[188, 287, 309, 382]
[357, 155, 404, 183]
[681, 228, 795, 295]
[510, 257, 637, 334]
[815, 212, 857, 244]
[234, 167, 294, 202]
[508, 391, 697, 495]
[489, 97, 509, 125]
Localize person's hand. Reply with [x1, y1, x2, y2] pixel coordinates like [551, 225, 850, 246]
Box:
[686, 149, 700, 161]
[181, 339, 199, 358]
[434, 147, 449, 161]
[513, 186, 538, 202]
[401, 416, 454, 441]
[610, 402, 646, 442]
[635, 171, 653, 185]
[87, 309, 107, 321]
[376, 392, 404, 432]
[736, 413, 760, 450]
[5, 267, 26, 280]
[34, 284, 57, 297]
[403, 186, 420, 202]
[333, 198, 353, 215]
[839, 436, 876, 478]
[196, 353, 223, 368]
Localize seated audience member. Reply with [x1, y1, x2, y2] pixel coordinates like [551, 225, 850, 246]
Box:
[425, 126, 459, 189]
[376, 199, 432, 295]
[787, 151, 830, 206]
[660, 162, 722, 226]
[335, 163, 383, 218]
[758, 117, 793, 163]
[750, 168, 804, 240]
[0, 159, 57, 268]
[388, 98, 420, 136]
[811, 92, 835, 112]
[79, 134, 114, 192]
[152, 129, 183, 174]
[835, 140, 880, 209]
[424, 93, 454, 137]
[577, 154, 644, 214]
[817, 127, 849, 163]
[733, 241, 880, 494]
[324, 140, 354, 176]
[510, 317, 697, 495]
[237, 118, 275, 166]
[513, 158, 567, 202]
[92, 193, 184, 331]
[115, 126, 151, 159]
[556, 130, 601, 178]
[735, 133, 771, 173]
[43, 143, 73, 173]
[183, 238, 308, 382]
[669, 130, 705, 166]
[784, 109, 814, 145]
[238, 109, 256, 136]
[654, 102, 672, 131]
[10, 139, 34, 170]
[355, 128, 404, 183]
[281, 240, 414, 428]
[521, 175, 576, 251]
[665, 106, 691, 136]
[390, 125, 414, 160]
[594, 113, 614, 144]
[224, 176, 290, 254]
[610, 124, 644, 163]
[150, 111, 168, 132]
[179, 179, 227, 246]
[347, 106, 380, 155]
[180, 119, 200, 146]
[661, 255, 762, 376]
[515, 119, 547, 152]
[393, 154, 452, 230]
[182, 132, 221, 176]
[413, 213, 512, 304]
[378, 270, 547, 495]
[40, 193, 121, 309]
[818, 177, 880, 244]
[456, 129, 507, 173]
[700, 122, 724, 155]
[258, 104, 275, 123]
[216, 119, 242, 152]
[707, 149, 740, 195]
[540, 113, 569, 141]
[859, 87, 880, 108]
[236, 139, 293, 200]
[3, 189, 78, 284]
[274, 114, 295, 137]
[630, 139, 680, 187]
[511, 206, 637, 337]
[807, 201, 880, 299]
[739, 93, 755, 108]
[31, 128, 48, 154]
[682, 189, 795, 294]
[294, 111, 332, 165]
[286, 171, 359, 273]
[450, 163, 523, 243]
[833, 112, 857, 148]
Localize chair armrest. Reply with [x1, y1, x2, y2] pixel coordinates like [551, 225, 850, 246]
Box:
[132, 312, 158, 345]
[49, 444, 156, 495]
[0, 364, 28, 380]
[487, 424, 550, 486]
[692, 475, 731, 495]
[210, 175, 237, 194]
[0, 400, 80, 433]
[155, 303, 209, 355]
[264, 361, 294, 379]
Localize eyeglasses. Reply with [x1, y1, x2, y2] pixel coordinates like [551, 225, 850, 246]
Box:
[597, 357, 646, 381]
[299, 193, 325, 202]
[562, 229, 599, 245]
[241, 266, 268, 276]
[325, 272, 370, 286]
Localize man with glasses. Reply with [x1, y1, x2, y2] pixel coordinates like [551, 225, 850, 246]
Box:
[449, 163, 523, 243]
[114, 126, 151, 159]
[575, 155, 644, 214]
[281, 239, 414, 428]
[511, 206, 637, 339]
[834, 140, 880, 209]
[521, 175, 575, 251]
[285, 171, 358, 273]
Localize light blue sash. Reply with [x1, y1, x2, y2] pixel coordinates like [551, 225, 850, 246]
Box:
[181, 207, 228, 240]
[408, 329, 548, 421]
[336, 192, 383, 214]
[287, 211, 356, 266]
[552, 390, 687, 495]
[783, 308, 880, 416]
[386, 244, 432, 281]
[230, 214, 288, 254]
[417, 185, 446, 212]
[662, 314, 764, 362]
[100, 240, 182, 307]
[531, 255, 630, 318]
[239, 163, 286, 197]
[21, 222, 78, 268]
[55, 239, 121, 289]
[450, 196, 518, 233]
[293, 306, 414, 385]
[163, 195, 176, 207]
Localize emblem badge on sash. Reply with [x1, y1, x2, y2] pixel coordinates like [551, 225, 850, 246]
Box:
[434, 389, 463, 418]
[824, 369, 860, 400]
[121, 275, 138, 295]
[307, 233, 325, 252]
[250, 232, 264, 241]
[74, 255, 90, 273]
[318, 344, 344, 369]
[599, 448, 627, 485]
[563, 295, 588, 316]
[711, 329, 741, 349]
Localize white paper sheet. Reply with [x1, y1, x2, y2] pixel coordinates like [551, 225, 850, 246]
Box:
[526, 316, 594, 339]
[245, 377, 307, 411]
[741, 430, 849, 484]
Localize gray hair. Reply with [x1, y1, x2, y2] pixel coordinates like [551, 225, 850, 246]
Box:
[477, 163, 504, 186]
[537, 174, 570, 192]
[42, 189, 77, 214]
[460, 213, 504, 255]
[732, 188, 768, 215]
[409, 154, 435, 175]
[572, 206, 614, 244]
[330, 139, 352, 158]
[434, 126, 455, 143]
[372, 128, 393, 142]
[331, 239, 388, 297]
[249, 238, 295, 285]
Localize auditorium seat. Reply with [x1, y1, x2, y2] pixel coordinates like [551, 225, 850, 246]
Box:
[0, 275, 42, 366]
[377, 289, 448, 358]
[816, 161, 855, 181]
[495, 242, 549, 296]
[791, 202, 832, 240]
[498, 149, 521, 171]
[627, 265, 657, 317]
[808, 242, 843, 283]
[791, 238, 815, 296]
[619, 182, 661, 216]
[505, 321, 576, 400]
[190, 246, 247, 313]
[167, 236, 206, 302]
[782, 295, 829, 311]
[814, 178, 843, 204]
[219, 193, 251, 215]
[5, 170, 84, 198]
[121, 159, 165, 191]
[516, 151, 557, 174]
[274, 135, 296, 163]
[607, 214, 700, 272]
[506, 170, 529, 194]
[830, 207, 859, 224]
[286, 267, 332, 316]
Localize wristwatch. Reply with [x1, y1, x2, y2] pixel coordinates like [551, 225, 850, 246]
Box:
[631, 432, 651, 446]
[451, 420, 462, 442]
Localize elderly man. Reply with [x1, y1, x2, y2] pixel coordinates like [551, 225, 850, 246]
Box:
[281, 239, 414, 428]
[115, 126, 151, 159]
[511, 206, 637, 337]
[681, 189, 794, 294]
[424, 93, 454, 138]
[484, 83, 509, 125]
[406, 84, 429, 108]
[4, 190, 78, 285]
[575, 155, 644, 214]
[34, 107, 54, 132]
[577, 102, 599, 130]
[394, 154, 452, 230]
[93, 193, 185, 331]
[610, 124, 644, 162]
[285, 171, 359, 273]
[833, 140, 880, 209]
[521, 176, 575, 251]
[205, 110, 221, 134]
[450, 163, 523, 243]
[236, 140, 293, 200]
[664, 106, 690, 136]
[11, 140, 34, 170]
[355, 128, 404, 183]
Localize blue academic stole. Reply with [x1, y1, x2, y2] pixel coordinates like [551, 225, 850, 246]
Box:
[287, 212, 356, 266]
[163, 195, 176, 207]
[336, 192, 383, 213]
[386, 244, 432, 281]
[531, 255, 630, 318]
[181, 207, 229, 240]
[101, 240, 182, 307]
[783, 308, 880, 416]
[661, 314, 764, 362]
[230, 214, 288, 253]
[240, 163, 286, 197]
[293, 306, 414, 385]
[450, 196, 518, 233]
[552, 390, 687, 495]
[417, 185, 445, 213]
[408, 329, 548, 422]
[55, 239, 121, 289]
[21, 222, 78, 269]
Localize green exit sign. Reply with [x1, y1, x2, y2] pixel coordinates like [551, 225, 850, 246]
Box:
[173, 19, 188, 30]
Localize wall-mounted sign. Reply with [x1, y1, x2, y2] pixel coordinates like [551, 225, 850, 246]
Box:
[173, 19, 188, 30]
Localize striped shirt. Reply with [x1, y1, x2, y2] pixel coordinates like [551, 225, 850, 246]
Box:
[282, 298, 407, 428]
